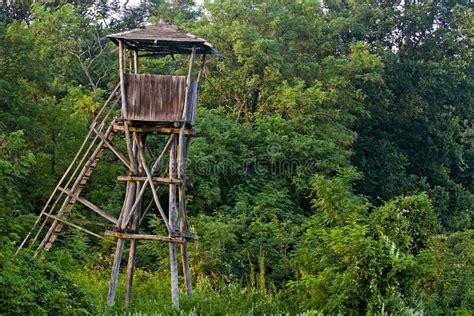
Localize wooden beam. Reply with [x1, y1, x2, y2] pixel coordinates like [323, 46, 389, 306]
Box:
[117, 175, 182, 184]
[119, 134, 139, 230]
[58, 187, 118, 225]
[180, 242, 192, 295]
[42, 213, 105, 241]
[112, 123, 198, 136]
[172, 231, 196, 239]
[196, 54, 206, 84]
[182, 46, 197, 124]
[110, 135, 137, 305]
[105, 231, 188, 243]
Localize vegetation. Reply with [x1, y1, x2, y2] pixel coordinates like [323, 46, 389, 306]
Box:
[0, 0, 472, 314]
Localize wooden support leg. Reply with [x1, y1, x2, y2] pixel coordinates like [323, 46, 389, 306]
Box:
[125, 196, 140, 307]
[180, 242, 192, 295]
[178, 136, 193, 295]
[177, 44, 194, 294]
[169, 242, 179, 309]
[109, 166, 137, 306]
[125, 239, 137, 308]
[169, 137, 180, 309]
[125, 135, 145, 308]
[108, 238, 125, 306]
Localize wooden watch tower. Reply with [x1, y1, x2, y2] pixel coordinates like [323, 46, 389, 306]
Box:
[17, 22, 217, 308]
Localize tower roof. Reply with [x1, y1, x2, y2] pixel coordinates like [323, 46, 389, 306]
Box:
[107, 22, 218, 55]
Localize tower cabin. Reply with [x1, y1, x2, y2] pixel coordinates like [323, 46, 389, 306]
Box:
[107, 22, 218, 125]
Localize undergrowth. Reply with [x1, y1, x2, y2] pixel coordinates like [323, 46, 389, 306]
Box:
[72, 268, 299, 315]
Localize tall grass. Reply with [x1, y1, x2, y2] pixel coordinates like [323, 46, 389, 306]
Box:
[72, 268, 299, 315]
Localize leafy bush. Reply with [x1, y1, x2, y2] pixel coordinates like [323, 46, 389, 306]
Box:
[0, 248, 98, 315]
[417, 231, 474, 315]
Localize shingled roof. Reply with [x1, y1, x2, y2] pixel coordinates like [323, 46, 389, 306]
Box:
[107, 22, 218, 55]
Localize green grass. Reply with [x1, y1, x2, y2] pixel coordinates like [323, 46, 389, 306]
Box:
[72, 268, 299, 315]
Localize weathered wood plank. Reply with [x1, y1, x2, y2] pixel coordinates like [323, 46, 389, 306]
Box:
[180, 242, 192, 295]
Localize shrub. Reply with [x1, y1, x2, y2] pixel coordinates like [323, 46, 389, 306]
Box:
[0, 247, 98, 315]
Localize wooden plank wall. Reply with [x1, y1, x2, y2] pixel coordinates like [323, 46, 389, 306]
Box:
[126, 74, 187, 122]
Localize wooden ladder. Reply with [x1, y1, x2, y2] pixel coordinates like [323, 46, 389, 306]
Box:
[15, 84, 122, 256]
[37, 123, 117, 253]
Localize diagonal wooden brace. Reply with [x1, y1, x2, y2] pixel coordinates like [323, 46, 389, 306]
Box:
[121, 135, 176, 229]
[137, 141, 171, 233]
[58, 187, 118, 225]
[93, 128, 131, 169]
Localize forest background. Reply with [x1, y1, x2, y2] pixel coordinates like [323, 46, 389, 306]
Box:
[0, 0, 473, 314]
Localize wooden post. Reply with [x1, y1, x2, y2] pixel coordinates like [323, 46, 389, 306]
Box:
[169, 137, 179, 309]
[107, 238, 125, 305]
[108, 175, 136, 305]
[176, 46, 196, 296]
[108, 107, 138, 306]
[179, 136, 193, 295]
[118, 40, 128, 118]
[125, 135, 145, 307]
[133, 50, 138, 74]
[196, 54, 206, 85]
[118, 40, 136, 176]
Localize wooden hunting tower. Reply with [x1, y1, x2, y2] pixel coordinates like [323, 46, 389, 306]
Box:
[18, 22, 218, 308]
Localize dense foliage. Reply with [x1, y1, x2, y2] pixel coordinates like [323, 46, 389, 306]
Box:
[0, 0, 472, 314]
